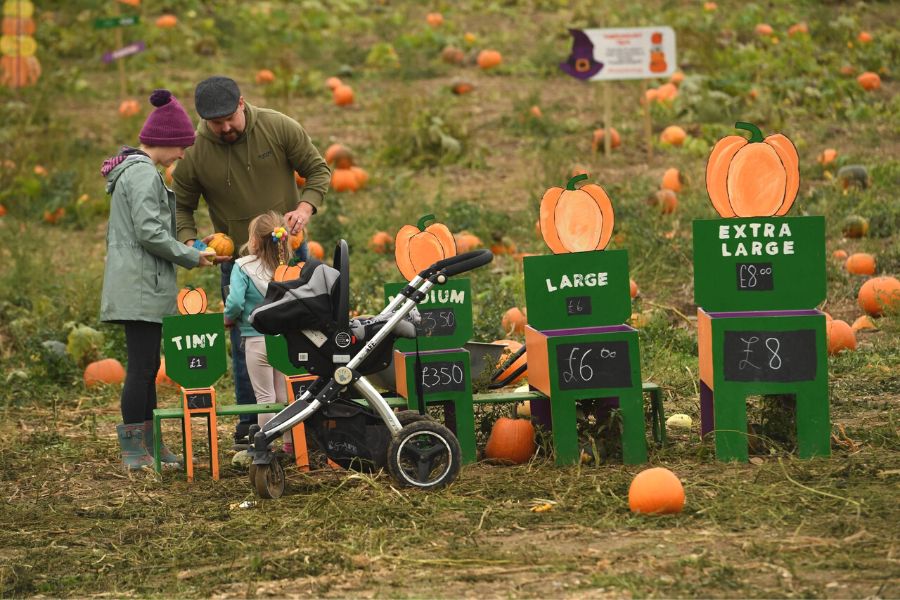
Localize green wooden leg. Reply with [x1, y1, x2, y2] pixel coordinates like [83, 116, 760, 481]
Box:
[153, 414, 163, 473]
[796, 381, 830, 459]
[551, 397, 579, 465]
[452, 401, 477, 464]
[714, 386, 749, 462]
[644, 385, 666, 446]
[620, 388, 649, 464]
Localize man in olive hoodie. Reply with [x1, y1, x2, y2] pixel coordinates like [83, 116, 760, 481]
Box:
[173, 76, 331, 444]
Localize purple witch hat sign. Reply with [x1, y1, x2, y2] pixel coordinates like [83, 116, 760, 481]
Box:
[559, 29, 604, 80]
[560, 27, 676, 81]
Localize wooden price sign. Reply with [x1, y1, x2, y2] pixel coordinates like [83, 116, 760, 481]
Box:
[161, 313, 227, 389]
[693, 216, 825, 311]
[384, 279, 472, 352]
[523, 250, 631, 330]
[555, 340, 632, 390]
[722, 329, 817, 383]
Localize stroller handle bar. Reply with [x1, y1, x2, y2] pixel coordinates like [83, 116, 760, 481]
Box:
[427, 249, 494, 279]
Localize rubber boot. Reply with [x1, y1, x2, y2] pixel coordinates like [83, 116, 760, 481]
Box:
[116, 423, 154, 471]
[142, 421, 183, 465]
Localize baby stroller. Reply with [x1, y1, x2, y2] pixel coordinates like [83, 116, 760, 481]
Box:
[247, 240, 493, 499]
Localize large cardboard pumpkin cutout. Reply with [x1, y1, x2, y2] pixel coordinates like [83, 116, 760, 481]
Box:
[394, 214, 457, 281]
[539, 174, 615, 254]
[706, 122, 799, 218]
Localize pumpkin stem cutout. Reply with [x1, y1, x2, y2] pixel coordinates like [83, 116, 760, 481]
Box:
[177, 286, 208, 315]
[394, 214, 457, 281]
[706, 121, 799, 218]
[539, 174, 615, 254]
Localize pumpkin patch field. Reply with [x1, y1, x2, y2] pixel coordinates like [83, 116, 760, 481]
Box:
[1, 1, 899, 597]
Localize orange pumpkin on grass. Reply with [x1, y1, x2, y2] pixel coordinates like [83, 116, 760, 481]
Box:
[706, 122, 799, 218]
[255, 69, 275, 84]
[0, 204, 6, 217]
[333, 84, 354, 106]
[754, 23, 774, 36]
[660, 125, 686, 146]
[307, 241, 325, 260]
[155, 14, 178, 28]
[477, 49, 502, 69]
[857, 276, 900, 316]
[845, 253, 876, 276]
[832, 249, 848, 261]
[826, 320, 856, 355]
[84, 358, 126, 388]
[394, 214, 457, 281]
[630, 279, 639, 298]
[451, 79, 475, 95]
[661, 168, 683, 192]
[368, 231, 393, 254]
[591, 127, 621, 151]
[118, 99, 140, 118]
[156, 358, 178, 388]
[851, 315, 877, 332]
[655, 83, 679, 102]
[628, 467, 685, 514]
[484, 417, 536, 464]
[857, 31, 873, 44]
[817, 148, 837, 166]
[441, 46, 465, 65]
[331, 168, 360, 192]
[454, 232, 482, 253]
[857, 72, 881, 91]
[324, 143, 354, 168]
[325, 76, 343, 90]
[350, 166, 369, 188]
[502, 307, 527, 335]
[540, 174, 615, 254]
[177, 287, 207, 315]
[425, 12, 444, 27]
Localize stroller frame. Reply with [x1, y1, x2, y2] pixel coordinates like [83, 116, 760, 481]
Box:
[247, 241, 493, 497]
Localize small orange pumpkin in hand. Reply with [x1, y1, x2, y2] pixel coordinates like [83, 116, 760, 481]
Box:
[207, 233, 235, 257]
[394, 214, 457, 281]
[540, 174, 615, 254]
[706, 122, 799, 218]
[177, 287, 208, 315]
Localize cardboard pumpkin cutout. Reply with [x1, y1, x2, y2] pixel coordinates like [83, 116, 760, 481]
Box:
[706, 122, 799, 218]
[394, 214, 457, 281]
[539, 174, 615, 254]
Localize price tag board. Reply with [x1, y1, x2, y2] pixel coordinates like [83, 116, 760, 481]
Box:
[162, 313, 227, 389]
[693, 216, 825, 311]
[524, 250, 631, 329]
[384, 279, 472, 351]
[419, 360, 467, 393]
[288, 376, 316, 402]
[186, 391, 213, 409]
[555, 340, 632, 390]
[723, 329, 817, 383]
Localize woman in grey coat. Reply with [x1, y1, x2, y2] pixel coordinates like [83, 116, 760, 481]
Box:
[100, 89, 220, 470]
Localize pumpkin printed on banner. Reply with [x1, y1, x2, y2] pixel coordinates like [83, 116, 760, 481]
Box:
[706, 122, 799, 218]
[176, 287, 207, 315]
[394, 214, 457, 281]
[540, 174, 615, 254]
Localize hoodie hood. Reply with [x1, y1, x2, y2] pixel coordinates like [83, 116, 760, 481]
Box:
[102, 149, 153, 194]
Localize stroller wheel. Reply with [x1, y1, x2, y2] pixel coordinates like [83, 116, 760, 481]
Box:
[387, 420, 461, 489]
[253, 460, 285, 499]
[395, 409, 432, 427]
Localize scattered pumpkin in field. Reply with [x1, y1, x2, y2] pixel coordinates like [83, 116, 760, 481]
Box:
[570, 164, 589, 178]
[650, 189, 678, 214]
[832, 249, 848, 261]
[484, 417, 536, 464]
[454, 232, 482, 253]
[350, 166, 369, 188]
[817, 148, 837, 166]
[706, 122, 799, 218]
[703, 2, 717, 11]
[155, 14, 178, 29]
[643, 88, 659, 104]
[451, 79, 475, 95]
[441, 46, 465, 65]
[294, 172, 306, 187]
[591, 127, 621, 151]
[787, 22, 808, 36]
[857, 72, 881, 91]
[0, 204, 6, 217]
[333, 84, 354, 106]
[851, 315, 877, 333]
[463, 32, 477, 45]
[529, 105, 542, 119]
[331, 168, 360, 192]
[826, 320, 856, 355]
[176, 287, 207, 315]
[857, 31, 873, 43]
[857, 276, 900, 316]
[324, 143, 354, 168]
[425, 12, 443, 27]
[489, 236, 516, 256]
[255, 69, 275, 84]
[540, 174, 615, 254]
[207, 233, 235, 257]
[477, 49, 502, 69]
[660, 125, 687, 146]
[845, 253, 876, 276]
[655, 82, 679, 102]
[308, 240, 324, 260]
[628, 467, 685, 514]
[841, 215, 869, 238]
[669, 71, 684, 85]
[368, 231, 393, 254]
[156, 358, 178, 388]
[502, 307, 527, 335]
[666, 413, 692, 429]
[839, 64, 856, 77]
[118, 99, 140, 118]
[325, 76, 343, 90]
[661, 167, 683, 192]
[754, 23, 774, 36]
[836, 165, 870, 190]
[84, 358, 126, 388]
[394, 214, 457, 281]
[43, 207, 64, 224]
[630, 279, 639, 299]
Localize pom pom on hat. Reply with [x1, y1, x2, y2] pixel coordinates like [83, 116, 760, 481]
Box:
[139, 89, 196, 148]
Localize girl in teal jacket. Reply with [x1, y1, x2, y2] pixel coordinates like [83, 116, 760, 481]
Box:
[100, 90, 217, 470]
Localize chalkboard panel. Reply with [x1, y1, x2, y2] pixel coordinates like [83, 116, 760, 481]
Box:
[186, 392, 213, 409]
[736, 262, 774, 291]
[187, 355, 208, 370]
[419, 360, 466, 393]
[556, 341, 632, 390]
[566, 296, 593, 316]
[416, 308, 458, 337]
[723, 329, 817, 382]
[289, 378, 316, 402]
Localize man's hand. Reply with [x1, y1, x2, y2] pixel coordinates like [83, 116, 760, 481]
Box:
[285, 202, 314, 235]
[188, 236, 233, 264]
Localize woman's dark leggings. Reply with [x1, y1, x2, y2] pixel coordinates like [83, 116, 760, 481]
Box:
[121, 321, 162, 424]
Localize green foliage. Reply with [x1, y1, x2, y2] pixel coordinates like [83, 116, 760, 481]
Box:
[66, 325, 105, 368]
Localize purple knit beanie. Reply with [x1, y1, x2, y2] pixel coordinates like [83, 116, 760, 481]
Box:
[139, 89, 196, 147]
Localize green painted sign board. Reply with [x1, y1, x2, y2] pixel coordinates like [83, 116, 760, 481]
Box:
[93, 15, 140, 29]
[693, 216, 825, 311]
[265, 335, 308, 376]
[162, 313, 227, 389]
[523, 250, 631, 329]
[384, 278, 472, 352]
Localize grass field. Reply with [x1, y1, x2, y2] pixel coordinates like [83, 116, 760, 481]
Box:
[0, 0, 898, 597]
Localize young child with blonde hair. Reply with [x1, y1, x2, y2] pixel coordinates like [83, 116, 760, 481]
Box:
[224, 211, 295, 455]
